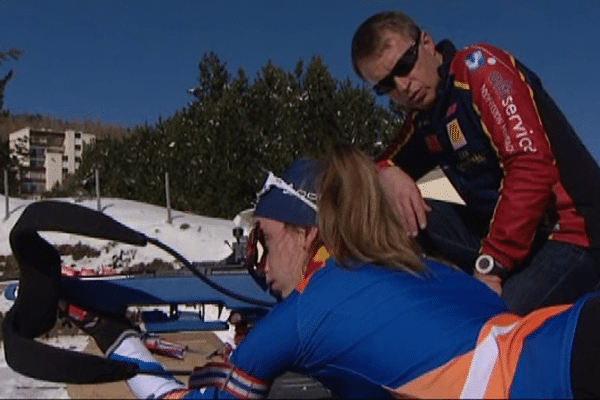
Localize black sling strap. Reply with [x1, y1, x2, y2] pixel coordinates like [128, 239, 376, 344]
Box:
[2, 200, 274, 383]
[2, 201, 144, 383]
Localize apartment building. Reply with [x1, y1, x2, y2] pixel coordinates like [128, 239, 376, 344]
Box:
[9, 127, 96, 194]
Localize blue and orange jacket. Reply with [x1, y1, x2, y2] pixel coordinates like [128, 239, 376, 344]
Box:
[377, 40, 600, 271]
[166, 254, 589, 399]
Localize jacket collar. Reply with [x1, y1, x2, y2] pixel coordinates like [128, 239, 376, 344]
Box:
[415, 39, 457, 126]
[436, 39, 457, 72]
[296, 246, 330, 293]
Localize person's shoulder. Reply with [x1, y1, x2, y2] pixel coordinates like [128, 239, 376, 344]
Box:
[450, 42, 517, 83]
[422, 256, 458, 270]
[453, 42, 511, 61]
[421, 257, 474, 280]
[302, 258, 384, 287]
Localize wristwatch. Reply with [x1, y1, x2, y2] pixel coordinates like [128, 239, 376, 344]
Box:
[475, 255, 509, 280]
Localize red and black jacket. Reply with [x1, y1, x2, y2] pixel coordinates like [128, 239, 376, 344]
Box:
[379, 40, 600, 271]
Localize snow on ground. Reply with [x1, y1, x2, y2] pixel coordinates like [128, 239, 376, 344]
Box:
[0, 336, 89, 399]
[0, 195, 247, 398]
[0, 195, 248, 274]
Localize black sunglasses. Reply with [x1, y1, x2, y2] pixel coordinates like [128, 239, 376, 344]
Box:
[245, 221, 269, 291]
[373, 28, 421, 96]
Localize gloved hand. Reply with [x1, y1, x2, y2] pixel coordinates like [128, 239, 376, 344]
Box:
[58, 300, 140, 355]
[59, 302, 187, 399]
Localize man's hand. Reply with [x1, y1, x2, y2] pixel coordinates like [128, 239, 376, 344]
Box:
[378, 166, 431, 236]
[474, 272, 503, 296]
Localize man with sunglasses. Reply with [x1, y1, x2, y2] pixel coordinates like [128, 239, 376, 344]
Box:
[351, 11, 600, 315]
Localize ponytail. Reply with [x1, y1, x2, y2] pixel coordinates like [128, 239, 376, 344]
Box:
[318, 144, 424, 274]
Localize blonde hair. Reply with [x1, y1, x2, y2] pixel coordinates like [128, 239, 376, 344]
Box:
[351, 11, 421, 79]
[317, 144, 424, 274]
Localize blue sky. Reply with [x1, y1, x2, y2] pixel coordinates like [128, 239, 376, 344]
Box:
[2, 0, 600, 159]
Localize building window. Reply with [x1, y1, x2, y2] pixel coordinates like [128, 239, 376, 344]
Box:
[30, 146, 45, 157]
[22, 183, 34, 194]
[75, 144, 82, 151]
[75, 132, 81, 139]
[22, 182, 44, 194]
[62, 155, 68, 162]
[75, 157, 82, 163]
[31, 137, 47, 145]
[62, 168, 69, 176]
[24, 171, 45, 180]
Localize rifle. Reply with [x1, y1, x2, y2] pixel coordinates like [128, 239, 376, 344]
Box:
[2, 200, 275, 383]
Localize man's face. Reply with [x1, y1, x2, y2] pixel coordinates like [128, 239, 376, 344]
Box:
[357, 29, 442, 110]
[255, 217, 312, 299]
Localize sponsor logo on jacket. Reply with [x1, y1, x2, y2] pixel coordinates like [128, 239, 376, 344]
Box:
[425, 134, 443, 153]
[465, 51, 485, 71]
[488, 71, 537, 153]
[457, 150, 488, 172]
[446, 103, 458, 117]
[480, 83, 515, 154]
[446, 119, 467, 150]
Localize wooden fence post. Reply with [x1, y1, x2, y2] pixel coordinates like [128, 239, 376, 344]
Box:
[96, 169, 101, 211]
[4, 169, 8, 220]
[165, 172, 172, 224]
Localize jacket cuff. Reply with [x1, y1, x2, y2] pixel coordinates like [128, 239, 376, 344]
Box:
[189, 361, 271, 399]
[479, 246, 514, 272]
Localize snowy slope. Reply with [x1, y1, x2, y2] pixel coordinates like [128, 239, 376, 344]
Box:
[0, 196, 243, 269]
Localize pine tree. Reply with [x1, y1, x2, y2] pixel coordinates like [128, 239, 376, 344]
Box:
[0, 47, 22, 112]
[66, 51, 406, 219]
[0, 47, 23, 193]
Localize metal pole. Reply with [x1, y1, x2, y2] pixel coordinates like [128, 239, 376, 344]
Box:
[165, 172, 172, 224]
[4, 169, 8, 220]
[95, 169, 101, 211]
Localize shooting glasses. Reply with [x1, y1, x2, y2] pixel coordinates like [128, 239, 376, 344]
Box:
[247, 171, 318, 289]
[373, 27, 422, 96]
[245, 221, 268, 290]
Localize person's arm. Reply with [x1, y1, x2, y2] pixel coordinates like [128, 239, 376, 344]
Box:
[377, 163, 431, 237]
[60, 301, 190, 399]
[227, 292, 303, 380]
[375, 112, 437, 236]
[163, 294, 303, 399]
[453, 43, 560, 277]
[63, 293, 302, 399]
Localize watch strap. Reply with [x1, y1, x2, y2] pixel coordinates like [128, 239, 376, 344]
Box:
[475, 255, 509, 280]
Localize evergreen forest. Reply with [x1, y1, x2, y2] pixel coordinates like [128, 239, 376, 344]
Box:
[3, 50, 406, 219]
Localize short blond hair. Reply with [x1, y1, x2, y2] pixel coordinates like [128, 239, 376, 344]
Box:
[351, 11, 421, 80]
[317, 144, 424, 274]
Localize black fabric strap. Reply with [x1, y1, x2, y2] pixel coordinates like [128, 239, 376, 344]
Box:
[2, 201, 146, 383]
[2, 308, 139, 383]
[2, 200, 273, 383]
[10, 200, 148, 245]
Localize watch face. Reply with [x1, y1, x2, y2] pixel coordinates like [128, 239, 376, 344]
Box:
[476, 255, 494, 274]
